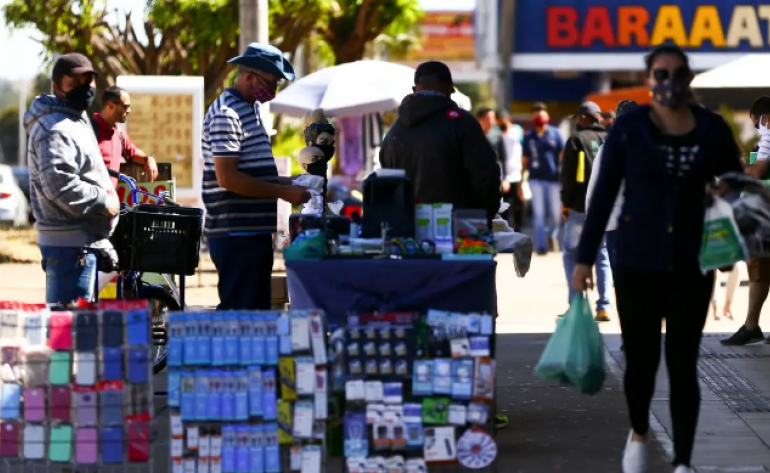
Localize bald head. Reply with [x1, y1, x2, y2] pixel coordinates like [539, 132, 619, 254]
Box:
[298, 146, 324, 170]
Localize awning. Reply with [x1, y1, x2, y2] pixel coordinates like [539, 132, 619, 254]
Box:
[584, 86, 650, 113]
[692, 54, 770, 89]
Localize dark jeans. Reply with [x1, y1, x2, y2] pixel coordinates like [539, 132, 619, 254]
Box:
[208, 234, 274, 310]
[40, 246, 97, 304]
[605, 230, 617, 271]
[614, 265, 713, 467]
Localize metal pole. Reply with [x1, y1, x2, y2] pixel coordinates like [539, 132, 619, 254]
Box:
[497, 0, 516, 109]
[239, 0, 257, 52]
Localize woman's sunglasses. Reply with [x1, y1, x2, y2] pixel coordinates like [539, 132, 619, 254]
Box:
[652, 66, 690, 82]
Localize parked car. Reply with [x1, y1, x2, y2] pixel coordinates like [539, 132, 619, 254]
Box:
[11, 166, 34, 223]
[0, 164, 30, 228]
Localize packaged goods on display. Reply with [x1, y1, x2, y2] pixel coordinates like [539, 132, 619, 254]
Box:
[332, 310, 497, 472]
[0, 300, 155, 468]
[166, 309, 329, 473]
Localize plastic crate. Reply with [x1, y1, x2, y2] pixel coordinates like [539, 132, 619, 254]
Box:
[112, 204, 204, 276]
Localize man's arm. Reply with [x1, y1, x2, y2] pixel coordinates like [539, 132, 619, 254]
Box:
[559, 136, 580, 209]
[459, 116, 502, 220]
[122, 132, 158, 181]
[35, 131, 115, 217]
[211, 111, 307, 204]
[585, 144, 603, 210]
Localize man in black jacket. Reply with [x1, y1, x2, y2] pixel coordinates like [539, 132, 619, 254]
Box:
[379, 62, 501, 222]
[560, 101, 611, 321]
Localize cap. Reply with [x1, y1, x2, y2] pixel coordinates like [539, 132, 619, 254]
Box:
[414, 61, 454, 86]
[228, 43, 295, 81]
[575, 101, 602, 117]
[52, 53, 97, 82]
[615, 100, 638, 117]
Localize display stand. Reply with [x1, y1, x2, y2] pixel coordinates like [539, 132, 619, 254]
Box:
[0, 300, 156, 473]
[164, 309, 330, 473]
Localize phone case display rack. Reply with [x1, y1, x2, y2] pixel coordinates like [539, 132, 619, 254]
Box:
[0, 300, 157, 473]
[166, 309, 329, 473]
[330, 310, 498, 473]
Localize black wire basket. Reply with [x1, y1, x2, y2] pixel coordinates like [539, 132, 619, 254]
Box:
[112, 204, 204, 276]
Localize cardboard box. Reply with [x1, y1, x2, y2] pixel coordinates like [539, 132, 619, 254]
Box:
[432, 204, 453, 242]
[415, 204, 433, 241]
[272, 275, 289, 310]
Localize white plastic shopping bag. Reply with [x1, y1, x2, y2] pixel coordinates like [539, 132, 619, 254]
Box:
[700, 195, 747, 272]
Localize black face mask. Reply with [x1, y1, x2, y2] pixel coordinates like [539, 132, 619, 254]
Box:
[65, 84, 96, 111]
[306, 161, 328, 177]
[651, 78, 689, 109]
[315, 144, 335, 162]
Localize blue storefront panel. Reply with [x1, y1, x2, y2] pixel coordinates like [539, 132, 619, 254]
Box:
[514, 1, 770, 54]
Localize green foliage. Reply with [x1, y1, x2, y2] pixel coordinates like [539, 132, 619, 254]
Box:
[0, 106, 19, 164]
[272, 124, 307, 176]
[720, 105, 759, 159]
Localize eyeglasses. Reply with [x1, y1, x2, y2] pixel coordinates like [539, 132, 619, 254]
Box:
[652, 66, 690, 82]
[253, 71, 284, 89]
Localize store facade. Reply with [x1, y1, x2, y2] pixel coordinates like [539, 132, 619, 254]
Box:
[510, 1, 770, 114]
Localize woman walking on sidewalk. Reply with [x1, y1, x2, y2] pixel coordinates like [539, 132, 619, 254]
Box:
[572, 45, 743, 473]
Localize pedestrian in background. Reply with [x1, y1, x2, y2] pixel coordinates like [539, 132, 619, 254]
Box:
[560, 101, 610, 321]
[202, 43, 310, 310]
[24, 53, 119, 304]
[497, 110, 524, 231]
[602, 110, 616, 129]
[476, 107, 507, 179]
[573, 45, 743, 473]
[523, 102, 564, 254]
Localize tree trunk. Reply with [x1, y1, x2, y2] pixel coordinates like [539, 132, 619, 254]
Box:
[331, 40, 367, 64]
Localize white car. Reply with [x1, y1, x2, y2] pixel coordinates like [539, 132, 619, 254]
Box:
[0, 164, 30, 228]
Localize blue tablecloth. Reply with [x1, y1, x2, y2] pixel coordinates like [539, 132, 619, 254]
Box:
[286, 259, 497, 325]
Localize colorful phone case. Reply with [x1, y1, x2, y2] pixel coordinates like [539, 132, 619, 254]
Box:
[127, 420, 149, 462]
[0, 383, 21, 419]
[102, 426, 123, 464]
[100, 391, 123, 425]
[0, 421, 19, 457]
[75, 352, 97, 386]
[75, 427, 98, 464]
[22, 349, 49, 386]
[23, 387, 45, 422]
[49, 351, 71, 385]
[74, 392, 98, 426]
[24, 312, 43, 345]
[102, 311, 124, 348]
[49, 312, 73, 350]
[127, 348, 149, 383]
[75, 312, 98, 352]
[49, 425, 73, 462]
[23, 424, 45, 460]
[102, 348, 122, 381]
[50, 386, 71, 422]
[1, 310, 18, 339]
[127, 310, 149, 346]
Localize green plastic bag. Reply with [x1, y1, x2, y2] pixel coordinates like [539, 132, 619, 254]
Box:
[535, 294, 606, 395]
[283, 231, 326, 261]
[700, 195, 747, 272]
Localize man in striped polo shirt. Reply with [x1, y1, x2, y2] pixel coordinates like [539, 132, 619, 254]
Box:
[203, 43, 310, 310]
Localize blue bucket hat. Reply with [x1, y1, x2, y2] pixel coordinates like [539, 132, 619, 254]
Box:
[227, 43, 295, 81]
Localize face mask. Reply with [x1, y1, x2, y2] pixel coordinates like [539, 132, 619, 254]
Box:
[251, 76, 277, 103]
[651, 78, 689, 109]
[532, 116, 548, 127]
[315, 144, 335, 162]
[65, 84, 96, 111]
[760, 116, 770, 135]
[306, 160, 328, 177]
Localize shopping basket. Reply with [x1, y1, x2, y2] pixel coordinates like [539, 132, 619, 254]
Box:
[112, 204, 204, 276]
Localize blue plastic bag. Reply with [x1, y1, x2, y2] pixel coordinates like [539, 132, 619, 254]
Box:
[535, 294, 606, 395]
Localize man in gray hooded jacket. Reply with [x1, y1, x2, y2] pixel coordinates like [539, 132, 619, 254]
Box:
[24, 53, 119, 304]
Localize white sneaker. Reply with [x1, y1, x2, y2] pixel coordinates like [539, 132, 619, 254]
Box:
[622, 430, 648, 473]
[673, 467, 693, 473]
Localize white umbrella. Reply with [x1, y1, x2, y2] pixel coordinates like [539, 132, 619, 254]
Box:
[692, 54, 770, 89]
[272, 60, 472, 117]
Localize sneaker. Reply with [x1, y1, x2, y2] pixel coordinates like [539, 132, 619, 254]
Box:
[494, 415, 508, 430]
[720, 325, 764, 346]
[622, 430, 648, 473]
[595, 310, 610, 322]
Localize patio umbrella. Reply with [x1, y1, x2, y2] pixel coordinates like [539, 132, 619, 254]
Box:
[272, 60, 472, 117]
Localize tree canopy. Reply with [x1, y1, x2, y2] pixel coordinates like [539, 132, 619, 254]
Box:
[2, 0, 422, 103]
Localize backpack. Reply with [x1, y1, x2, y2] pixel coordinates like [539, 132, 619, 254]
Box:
[90, 115, 126, 158]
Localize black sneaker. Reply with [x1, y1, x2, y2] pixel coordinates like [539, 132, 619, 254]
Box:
[720, 326, 764, 346]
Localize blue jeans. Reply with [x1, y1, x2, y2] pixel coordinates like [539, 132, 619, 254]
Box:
[529, 179, 562, 251]
[209, 233, 274, 310]
[605, 230, 618, 271]
[562, 211, 612, 312]
[39, 246, 97, 304]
